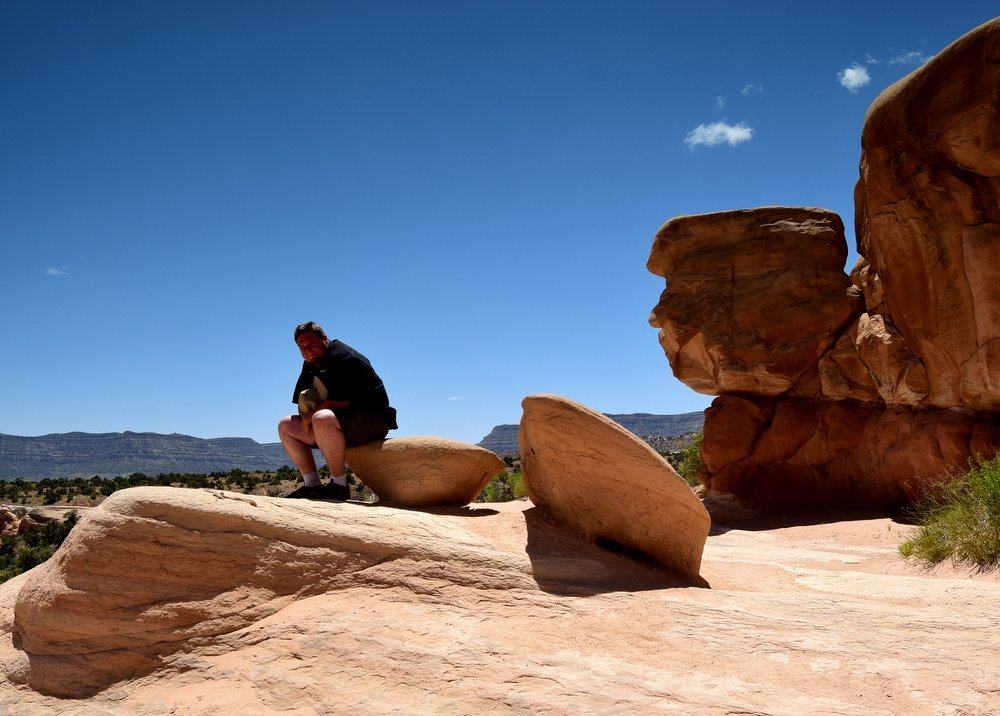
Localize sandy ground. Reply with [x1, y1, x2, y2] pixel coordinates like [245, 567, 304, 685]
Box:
[2, 496, 998, 714]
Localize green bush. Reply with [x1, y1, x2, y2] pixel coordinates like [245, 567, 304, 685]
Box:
[477, 470, 528, 503]
[0, 511, 79, 584]
[677, 433, 703, 488]
[899, 455, 1000, 570]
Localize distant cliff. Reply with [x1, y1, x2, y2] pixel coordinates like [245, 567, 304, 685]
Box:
[477, 411, 704, 456]
[0, 432, 293, 480]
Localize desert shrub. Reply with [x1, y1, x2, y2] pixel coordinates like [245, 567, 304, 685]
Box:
[899, 455, 1000, 570]
[676, 432, 703, 488]
[0, 511, 79, 584]
[477, 470, 527, 503]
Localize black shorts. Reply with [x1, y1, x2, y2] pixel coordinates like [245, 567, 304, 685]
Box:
[313, 410, 390, 448]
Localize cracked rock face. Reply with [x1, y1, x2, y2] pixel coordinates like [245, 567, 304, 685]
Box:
[648, 18, 1000, 506]
[518, 394, 710, 579]
[346, 436, 505, 507]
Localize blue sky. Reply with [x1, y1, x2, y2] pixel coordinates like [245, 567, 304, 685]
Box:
[2, 2, 996, 444]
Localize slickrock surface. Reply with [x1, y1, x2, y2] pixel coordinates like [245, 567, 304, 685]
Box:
[2, 487, 998, 713]
[647, 18, 1000, 506]
[346, 436, 505, 507]
[518, 394, 710, 579]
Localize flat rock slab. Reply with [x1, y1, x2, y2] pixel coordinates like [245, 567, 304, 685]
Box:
[518, 393, 710, 579]
[346, 436, 505, 507]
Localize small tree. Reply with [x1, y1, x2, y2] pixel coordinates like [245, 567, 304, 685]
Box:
[677, 433, 703, 488]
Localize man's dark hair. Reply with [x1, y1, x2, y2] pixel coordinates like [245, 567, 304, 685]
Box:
[294, 321, 327, 341]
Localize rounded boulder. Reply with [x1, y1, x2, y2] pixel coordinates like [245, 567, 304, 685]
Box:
[346, 436, 506, 507]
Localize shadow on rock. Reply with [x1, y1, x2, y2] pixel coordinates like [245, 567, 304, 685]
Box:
[702, 492, 906, 535]
[522, 506, 709, 595]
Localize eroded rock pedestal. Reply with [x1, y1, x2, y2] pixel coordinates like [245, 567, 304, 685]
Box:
[647, 18, 1000, 507]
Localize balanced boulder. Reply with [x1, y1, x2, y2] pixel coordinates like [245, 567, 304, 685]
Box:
[346, 436, 505, 507]
[647, 207, 859, 398]
[518, 394, 710, 580]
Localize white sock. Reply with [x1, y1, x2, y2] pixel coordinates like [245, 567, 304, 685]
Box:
[330, 474, 347, 486]
[302, 471, 321, 487]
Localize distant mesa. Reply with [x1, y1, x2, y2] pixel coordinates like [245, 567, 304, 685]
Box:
[0, 431, 294, 480]
[478, 411, 704, 456]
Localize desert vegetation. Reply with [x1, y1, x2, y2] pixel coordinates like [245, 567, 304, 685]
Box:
[0, 511, 78, 583]
[0, 465, 380, 506]
[675, 432, 703, 487]
[900, 455, 1000, 570]
[477, 469, 528, 502]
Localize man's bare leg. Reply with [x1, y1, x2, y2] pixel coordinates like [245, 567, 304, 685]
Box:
[277, 415, 318, 476]
[310, 409, 347, 477]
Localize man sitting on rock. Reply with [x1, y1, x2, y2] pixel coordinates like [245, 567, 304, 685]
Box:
[278, 321, 398, 500]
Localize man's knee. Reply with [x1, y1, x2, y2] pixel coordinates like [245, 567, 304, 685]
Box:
[311, 409, 341, 431]
[277, 415, 297, 436]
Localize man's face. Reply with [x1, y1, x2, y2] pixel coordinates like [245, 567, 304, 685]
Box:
[296, 332, 328, 365]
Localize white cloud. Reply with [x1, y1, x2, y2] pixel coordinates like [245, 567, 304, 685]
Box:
[684, 121, 754, 148]
[837, 64, 871, 92]
[865, 53, 879, 65]
[740, 82, 762, 95]
[448, 395, 464, 401]
[714, 95, 726, 109]
[889, 50, 932, 66]
[45, 266, 69, 277]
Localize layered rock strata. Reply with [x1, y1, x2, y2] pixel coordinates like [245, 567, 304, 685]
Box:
[518, 394, 710, 578]
[647, 18, 1000, 506]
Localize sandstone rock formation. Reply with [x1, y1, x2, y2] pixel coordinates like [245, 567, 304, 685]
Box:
[346, 436, 505, 507]
[648, 207, 861, 398]
[647, 18, 1000, 506]
[3, 487, 1000, 713]
[518, 394, 710, 579]
[7, 487, 533, 697]
[0, 507, 64, 537]
[855, 17, 1000, 411]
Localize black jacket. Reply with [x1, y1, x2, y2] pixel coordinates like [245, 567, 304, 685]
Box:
[292, 339, 397, 428]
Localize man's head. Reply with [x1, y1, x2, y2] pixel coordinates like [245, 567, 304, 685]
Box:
[294, 321, 329, 364]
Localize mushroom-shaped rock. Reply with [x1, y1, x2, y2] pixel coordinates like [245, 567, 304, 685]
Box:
[647, 207, 861, 397]
[518, 394, 710, 580]
[346, 436, 505, 507]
